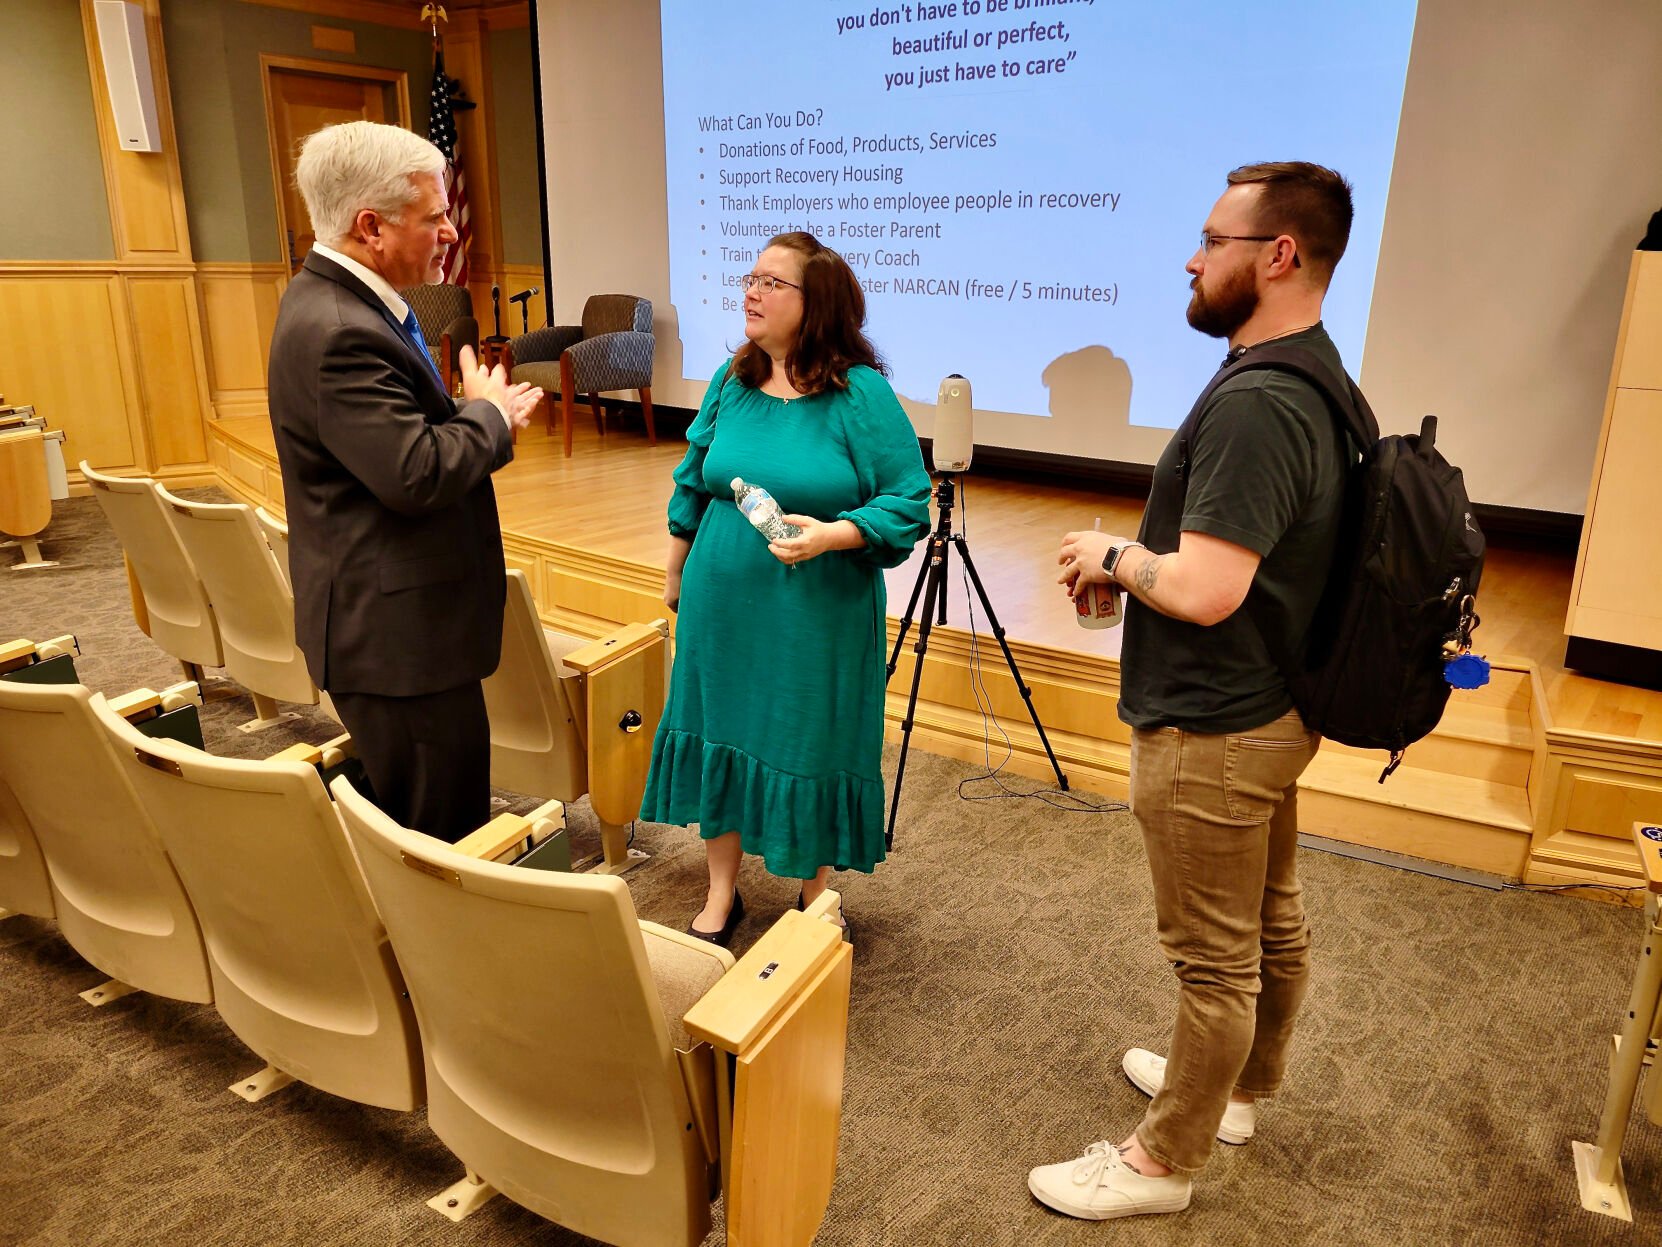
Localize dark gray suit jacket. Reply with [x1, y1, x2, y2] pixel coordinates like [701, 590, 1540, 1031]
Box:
[268, 251, 512, 697]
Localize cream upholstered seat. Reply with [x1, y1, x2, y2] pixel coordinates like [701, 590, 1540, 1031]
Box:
[482, 569, 668, 874]
[80, 461, 222, 676]
[0, 679, 211, 1005]
[0, 635, 82, 922]
[91, 706, 424, 1110]
[254, 506, 290, 590]
[156, 486, 317, 732]
[331, 777, 851, 1247]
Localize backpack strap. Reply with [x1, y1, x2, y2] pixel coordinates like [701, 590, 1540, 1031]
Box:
[1218, 343, 1379, 455]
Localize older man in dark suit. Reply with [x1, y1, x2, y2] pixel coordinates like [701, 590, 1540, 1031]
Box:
[268, 121, 541, 842]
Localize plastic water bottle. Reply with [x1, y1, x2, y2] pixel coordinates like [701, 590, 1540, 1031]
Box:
[732, 478, 802, 541]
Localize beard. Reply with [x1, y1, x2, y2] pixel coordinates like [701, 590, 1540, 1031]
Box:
[1186, 262, 1259, 339]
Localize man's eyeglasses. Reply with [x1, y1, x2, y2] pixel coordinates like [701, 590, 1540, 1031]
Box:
[740, 273, 802, 294]
[1200, 232, 1300, 267]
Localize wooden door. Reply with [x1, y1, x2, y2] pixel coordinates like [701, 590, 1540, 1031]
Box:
[263, 60, 409, 274]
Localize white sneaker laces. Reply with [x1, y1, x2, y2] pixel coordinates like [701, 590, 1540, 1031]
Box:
[1069, 1141, 1126, 1187]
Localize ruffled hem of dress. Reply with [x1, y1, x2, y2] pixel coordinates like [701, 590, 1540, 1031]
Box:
[639, 730, 886, 877]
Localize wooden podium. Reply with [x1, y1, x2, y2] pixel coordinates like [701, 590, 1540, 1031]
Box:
[1565, 250, 1662, 687]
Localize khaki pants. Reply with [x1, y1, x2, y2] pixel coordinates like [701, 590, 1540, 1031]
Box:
[1129, 708, 1320, 1174]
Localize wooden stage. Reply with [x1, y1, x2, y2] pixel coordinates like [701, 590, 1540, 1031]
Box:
[205, 413, 1662, 898]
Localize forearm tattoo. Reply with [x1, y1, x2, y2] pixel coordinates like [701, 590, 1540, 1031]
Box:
[1134, 554, 1165, 594]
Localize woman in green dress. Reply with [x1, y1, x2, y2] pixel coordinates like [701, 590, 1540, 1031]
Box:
[640, 231, 931, 945]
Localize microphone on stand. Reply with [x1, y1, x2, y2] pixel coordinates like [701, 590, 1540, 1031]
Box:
[932, 373, 973, 474]
[509, 287, 540, 336]
[490, 284, 502, 339]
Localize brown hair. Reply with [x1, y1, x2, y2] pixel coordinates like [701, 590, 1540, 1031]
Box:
[731, 232, 886, 395]
[1226, 162, 1354, 284]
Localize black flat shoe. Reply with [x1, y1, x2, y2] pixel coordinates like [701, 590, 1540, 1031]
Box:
[687, 889, 744, 947]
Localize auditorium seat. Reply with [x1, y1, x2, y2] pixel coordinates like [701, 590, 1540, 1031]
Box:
[91, 707, 425, 1110]
[0, 678, 212, 1006]
[80, 461, 222, 681]
[156, 486, 319, 732]
[0, 635, 82, 921]
[482, 569, 668, 874]
[254, 506, 290, 589]
[332, 777, 852, 1246]
[505, 294, 656, 456]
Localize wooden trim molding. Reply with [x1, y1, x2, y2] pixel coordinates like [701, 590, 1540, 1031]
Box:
[238, 0, 529, 30]
[259, 54, 413, 276]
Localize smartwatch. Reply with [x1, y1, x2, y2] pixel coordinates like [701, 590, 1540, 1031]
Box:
[1102, 541, 1144, 583]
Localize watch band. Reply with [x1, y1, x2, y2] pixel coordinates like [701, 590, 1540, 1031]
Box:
[1103, 541, 1145, 582]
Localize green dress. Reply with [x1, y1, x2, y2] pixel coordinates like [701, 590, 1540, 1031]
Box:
[639, 362, 932, 878]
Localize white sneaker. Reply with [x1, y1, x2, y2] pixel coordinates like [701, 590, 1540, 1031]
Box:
[1121, 1048, 1256, 1145]
[1027, 1140, 1192, 1221]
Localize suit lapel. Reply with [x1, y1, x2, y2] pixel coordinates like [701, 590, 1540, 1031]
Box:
[302, 252, 451, 407]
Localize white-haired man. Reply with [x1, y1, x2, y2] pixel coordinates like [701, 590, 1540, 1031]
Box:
[268, 120, 541, 842]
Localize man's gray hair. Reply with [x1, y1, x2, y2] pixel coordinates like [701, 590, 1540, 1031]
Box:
[295, 121, 446, 244]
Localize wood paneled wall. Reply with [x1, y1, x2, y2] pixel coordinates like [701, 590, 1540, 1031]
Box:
[0, 263, 211, 484]
[196, 264, 288, 421]
[5, 0, 539, 487]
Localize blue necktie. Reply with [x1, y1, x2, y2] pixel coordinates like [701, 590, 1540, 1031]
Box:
[399, 308, 446, 389]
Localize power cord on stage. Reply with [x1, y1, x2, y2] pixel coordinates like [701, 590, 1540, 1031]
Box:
[1499, 880, 1647, 897]
[951, 482, 1127, 816]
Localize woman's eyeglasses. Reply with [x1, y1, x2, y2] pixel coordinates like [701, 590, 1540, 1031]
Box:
[740, 273, 802, 294]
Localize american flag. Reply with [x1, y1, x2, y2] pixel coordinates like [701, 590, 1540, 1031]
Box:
[428, 49, 471, 286]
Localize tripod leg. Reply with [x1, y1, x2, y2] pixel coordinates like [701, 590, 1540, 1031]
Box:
[886, 537, 935, 681]
[953, 536, 1069, 791]
[887, 550, 946, 848]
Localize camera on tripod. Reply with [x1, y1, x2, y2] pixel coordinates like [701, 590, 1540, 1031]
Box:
[932, 374, 974, 474]
[884, 373, 1068, 848]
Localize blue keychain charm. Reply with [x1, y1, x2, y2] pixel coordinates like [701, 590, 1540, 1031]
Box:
[1444, 651, 1490, 689]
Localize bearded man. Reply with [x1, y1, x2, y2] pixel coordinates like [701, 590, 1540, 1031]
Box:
[1035, 161, 1357, 1222]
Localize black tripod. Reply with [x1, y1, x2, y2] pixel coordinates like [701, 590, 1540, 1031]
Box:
[884, 475, 1067, 847]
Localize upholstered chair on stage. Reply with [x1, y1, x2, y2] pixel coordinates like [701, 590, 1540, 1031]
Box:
[481, 569, 668, 875]
[332, 776, 852, 1247]
[80, 461, 223, 681]
[92, 707, 425, 1111]
[401, 283, 479, 395]
[506, 294, 656, 456]
[0, 678, 212, 1006]
[156, 487, 319, 733]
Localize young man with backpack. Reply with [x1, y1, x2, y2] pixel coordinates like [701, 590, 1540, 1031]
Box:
[1033, 162, 1358, 1221]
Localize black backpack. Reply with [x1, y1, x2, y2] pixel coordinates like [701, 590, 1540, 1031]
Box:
[1196, 345, 1486, 780]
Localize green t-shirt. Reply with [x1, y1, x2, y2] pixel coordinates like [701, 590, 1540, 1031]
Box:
[1117, 325, 1350, 733]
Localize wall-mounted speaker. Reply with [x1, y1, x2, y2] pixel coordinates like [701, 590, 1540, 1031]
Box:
[93, 1, 162, 154]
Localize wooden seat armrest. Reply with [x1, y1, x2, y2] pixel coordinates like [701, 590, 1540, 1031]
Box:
[107, 687, 162, 720]
[1633, 822, 1662, 893]
[157, 681, 202, 712]
[266, 742, 324, 765]
[317, 731, 354, 768]
[0, 635, 80, 674]
[266, 731, 351, 767]
[0, 639, 38, 674]
[682, 899, 846, 1056]
[452, 799, 566, 863]
[562, 619, 669, 676]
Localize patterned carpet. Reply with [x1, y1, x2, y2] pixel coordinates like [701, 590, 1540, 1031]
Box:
[2, 495, 1659, 1246]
